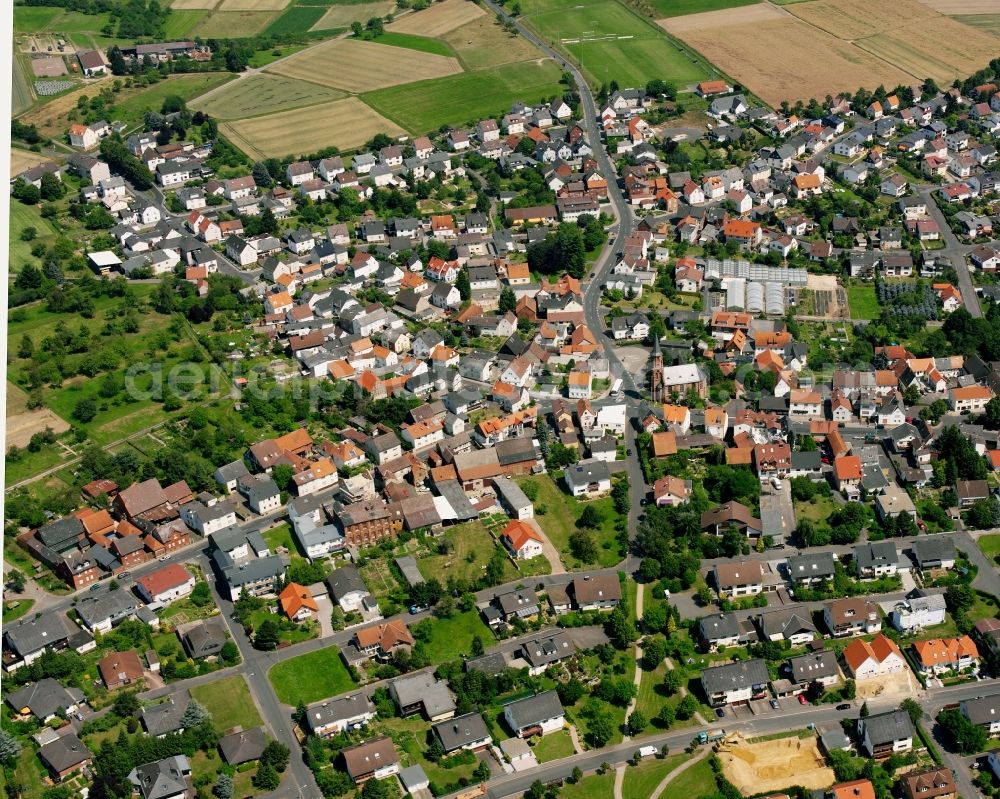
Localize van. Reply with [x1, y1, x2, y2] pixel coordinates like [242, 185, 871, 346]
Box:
[637, 746, 658, 759]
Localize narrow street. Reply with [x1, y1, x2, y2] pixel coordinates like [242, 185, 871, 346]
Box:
[916, 184, 980, 317]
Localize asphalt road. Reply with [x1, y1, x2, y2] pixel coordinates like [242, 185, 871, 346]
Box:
[916, 184, 980, 317]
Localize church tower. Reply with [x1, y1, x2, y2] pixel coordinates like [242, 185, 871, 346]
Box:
[650, 337, 663, 403]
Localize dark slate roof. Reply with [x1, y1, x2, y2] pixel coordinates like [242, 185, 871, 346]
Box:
[700, 658, 770, 694]
[503, 690, 564, 730]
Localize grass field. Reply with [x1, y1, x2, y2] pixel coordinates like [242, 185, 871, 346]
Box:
[443, 15, 554, 69]
[13, 5, 63, 30]
[363, 58, 563, 133]
[516, 474, 624, 569]
[267, 38, 461, 91]
[9, 199, 59, 273]
[372, 31, 457, 56]
[532, 729, 576, 762]
[191, 73, 345, 119]
[268, 646, 358, 705]
[162, 9, 209, 37]
[416, 610, 494, 663]
[417, 519, 519, 584]
[847, 286, 880, 320]
[622, 753, 692, 799]
[560, 772, 615, 799]
[979, 534, 1000, 560]
[191, 676, 263, 733]
[794, 494, 837, 537]
[657, 752, 716, 797]
[3, 598, 36, 623]
[12, 56, 34, 115]
[192, 9, 280, 36]
[309, 0, 393, 29]
[221, 96, 406, 157]
[650, 0, 760, 16]
[386, 0, 486, 36]
[110, 73, 235, 127]
[263, 4, 330, 33]
[953, 14, 1000, 34]
[263, 522, 298, 554]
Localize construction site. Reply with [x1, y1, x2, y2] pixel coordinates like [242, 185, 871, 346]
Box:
[715, 731, 836, 794]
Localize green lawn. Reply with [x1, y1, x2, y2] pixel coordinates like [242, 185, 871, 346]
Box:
[847, 286, 880, 320]
[657, 752, 716, 797]
[268, 646, 358, 705]
[362, 59, 563, 134]
[794, 494, 837, 536]
[0, 746, 46, 799]
[532, 729, 576, 762]
[523, 0, 709, 86]
[246, 43, 310, 68]
[649, 0, 761, 15]
[517, 474, 625, 569]
[417, 519, 519, 584]
[263, 522, 297, 555]
[13, 5, 63, 30]
[162, 9, 208, 38]
[109, 73, 235, 128]
[416, 610, 494, 664]
[9, 198, 60, 274]
[373, 31, 456, 56]
[622, 753, 692, 799]
[382, 715, 482, 788]
[2, 598, 36, 623]
[970, 590, 1000, 623]
[979, 534, 1000, 560]
[191, 676, 263, 734]
[560, 771, 615, 799]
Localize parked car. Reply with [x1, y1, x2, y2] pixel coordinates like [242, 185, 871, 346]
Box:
[89, 584, 102, 592]
[769, 699, 780, 710]
[798, 694, 808, 705]
[836, 704, 851, 710]
[715, 708, 725, 718]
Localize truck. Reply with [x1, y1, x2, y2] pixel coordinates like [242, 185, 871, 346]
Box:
[698, 729, 725, 744]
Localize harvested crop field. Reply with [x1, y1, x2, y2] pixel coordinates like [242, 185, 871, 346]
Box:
[953, 13, 1000, 34]
[787, 0, 938, 39]
[218, 0, 290, 11]
[267, 37, 461, 91]
[443, 15, 547, 69]
[190, 9, 278, 36]
[387, 0, 485, 36]
[221, 96, 405, 157]
[916, 0, 998, 11]
[6, 409, 71, 450]
[170, 0, 219, 9]
[310, 0, 393, 30]
[191, 73, 345, 118]
[717, 735, 834, 794]
[11, 148, 48, 175]
[660, 5, 911, 105]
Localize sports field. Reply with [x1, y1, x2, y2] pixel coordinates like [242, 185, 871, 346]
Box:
[524, 0, 710, 86]
[310, 0, 393, 29]
[660, 3, 912, 105]
[387, 0, 486, 36]
[191, 73, 346, 119]
[267, 37, 462, 91]
[221, 96, 406, 157]
[363, 57, 563, 133]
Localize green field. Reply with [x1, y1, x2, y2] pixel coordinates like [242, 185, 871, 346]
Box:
[190, 676, 263, 733]
[263, 522, 298, 554]
[415, 610, 494, 663]
[656, 753, 716, 797]
[522, 0, 709, 86]
[191, 73, 345, 120]
[109, 73, 235, 127]
[264, 5, 328, 34]
[363, 58, 563, 133]
[532, 729, 576, 762]
[979, 534, 1000, 560]
[162, 9, 209, 38]
[622, 753, 692, 799]
[13, 5, 63, 30]
[3, 598, 36, 623]
[417, 519, 519, 584]
[560, 772, 615, 799]
[12, 56, 34, 115]
[372, 31, 456, 56]
[9, 200, 59, 274]
[847, 286, 880, 320]
[649, 0, 761, 16]
[954, 15, 1000, 35]
[269, 646, 358, 705]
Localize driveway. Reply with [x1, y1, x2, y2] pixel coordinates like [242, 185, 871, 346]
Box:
[526, 518, 566, 575]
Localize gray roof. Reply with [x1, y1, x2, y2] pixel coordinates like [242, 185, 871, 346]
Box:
[503, 690, 564, 730]
[139, 694, 189, 736]
[39, 733, 92, 774]
[213, 551, 283, 590]
[326, 565, 368, 602]
[391, 672, 456, 718]
[563, 458, 611, 489]
[219, 727, 267, 764]
[3, 613, 75, 657]
[492, 476, 531, 511]
[433, 712, 491, 751]
[75, 589, 142, 630]
[6, 679, 83, 720]
[306, 692, 375, 733]
[911, 536, 957, 567]
[700, 658, 770, 695]
[789, 650, 839, 683]
[786, 551, 836, 581]
[214, 460, 249, 483]
[961, 695, 1000, 726]
[496, 588, 540, 618]
[181, 617, 226, 659]
[37, 516, 84, 552]
[855, 541, 898, 571]
[521, 631, 576, 668]
[758, 608, 816, 640]
[699, 613, 741, 641]
[862, 709, 913, 745]
[394, 556, 424, 587]
[465, 652, 507, 675]
[399, 764, 429, 791]
[129, 755, 190, 799]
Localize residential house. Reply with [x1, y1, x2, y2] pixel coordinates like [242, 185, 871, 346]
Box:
[700, 658, 770, 707]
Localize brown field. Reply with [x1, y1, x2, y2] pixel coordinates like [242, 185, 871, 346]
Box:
[11, 148, 48, 174]
[190, 9, 278, 36]
[442, 14, 546, 69]
[855, 19, 1000, 84]
[717, 735, 834, 795]
[660, 2, 784, 33]
[221, 96, 405, 157]
[267, 38, 461, 91]
[31, 56, 68, 77]
[854, 669, 918, 701]
[310, 0, 394, 30]
[170, 0, 219, 9]
[916, 0, 999, 11]
[387, 0, 485, 36]
[217, 0, 290, 11]
[6, 409, 71, 450]
[661, 11, 910, 105]
[787, 0, 937, 39]
[20, 74, 115, 136]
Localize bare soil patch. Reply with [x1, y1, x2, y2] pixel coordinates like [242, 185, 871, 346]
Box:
[387, 0, 485, 36]
[910, 0, 997, 13]
[659, 14, 910, 105]
[30, 56, 68, 77]
[6, 410, 71, 450]
[267, 37, 461, 91]
[855, 670, 919, 702]
[717, 734, 834, 794]
[217, 0, 290, 12]
[220, 96, 405, 158]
